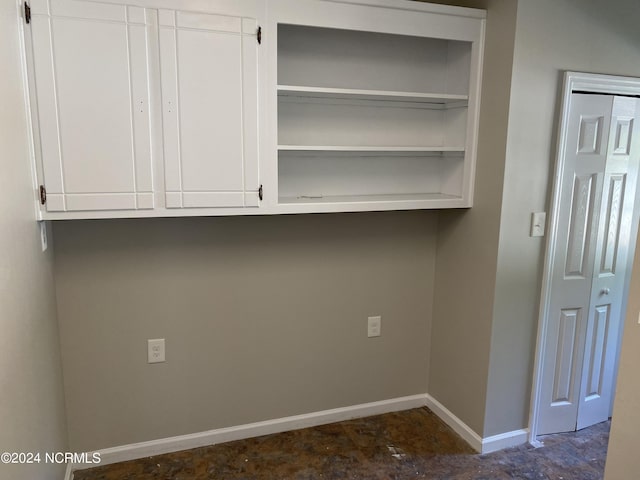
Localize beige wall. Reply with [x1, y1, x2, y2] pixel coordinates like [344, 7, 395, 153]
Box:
[429, 0, 518, 435]
[605, 236, 640, 478]
[484, 0, 640, 436]
[0, 1, 68, 479]
[54, 212, 436, 451]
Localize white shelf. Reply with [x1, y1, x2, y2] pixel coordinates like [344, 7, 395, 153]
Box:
[279, 193, 462, 205]
[278, 145, 465, 153]
[278, 85, 468, 106]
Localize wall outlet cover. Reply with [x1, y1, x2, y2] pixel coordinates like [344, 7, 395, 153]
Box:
[148, 338, 165, 363]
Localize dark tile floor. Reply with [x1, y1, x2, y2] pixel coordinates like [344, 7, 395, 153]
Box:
[73, 407, 610, 480]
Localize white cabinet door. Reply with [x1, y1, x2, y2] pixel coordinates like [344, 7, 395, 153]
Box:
[28, 0, 154, 212]
[159, 9, 260, 209]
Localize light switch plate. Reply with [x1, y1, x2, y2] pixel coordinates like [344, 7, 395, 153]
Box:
[368, 316, 381, 337]
[531, 212, 546, 237]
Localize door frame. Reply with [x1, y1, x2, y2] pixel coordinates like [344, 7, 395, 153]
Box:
[528, 71, 640, 445]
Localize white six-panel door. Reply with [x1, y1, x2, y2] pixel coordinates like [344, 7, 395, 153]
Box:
[29, 0, 154, 212]
[538, 94, 640, 435]
[159, 9, 260, 209]
[577, 96, 640, 430]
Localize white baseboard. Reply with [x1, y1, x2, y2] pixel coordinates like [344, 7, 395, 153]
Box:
[424, 394, 528, 454]
[65, 394, 427, 480]
[66, 393, 529, 479]
[424, 394, 483, 452]
[481, 428, 529, 454]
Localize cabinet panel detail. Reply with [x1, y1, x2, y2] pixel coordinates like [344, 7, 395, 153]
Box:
[126, 6, 146, 24]
[176, 11, 241, 33]
[50, 0, 125, 21]
[65, 194, 136, 211]
[53, 19, 133, 193]
[177, 29, 243, 192]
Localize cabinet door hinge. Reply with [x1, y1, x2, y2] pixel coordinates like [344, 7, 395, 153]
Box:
[258, 184, 263, 201]
[39, 185, 46, 205]
[24, 1, 31, 24]
[257, 26, 262, 45]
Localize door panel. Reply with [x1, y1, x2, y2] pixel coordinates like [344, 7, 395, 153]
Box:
[565, 174, 598, 277]
[551, 308, 582, 405]
[159, 9, 260, 209]
[584, 304, 609, 400]
[578, 116, 604, 154]
[600, 174, 626, 275]
[29, 0, 154, 212]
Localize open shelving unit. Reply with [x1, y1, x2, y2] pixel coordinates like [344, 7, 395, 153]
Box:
[270, 1, 484, 213]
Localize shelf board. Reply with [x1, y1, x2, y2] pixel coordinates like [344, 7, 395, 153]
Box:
[278, 145, 465, 154]
[279, 193, 462, 205]
[278, 85, 468, 106]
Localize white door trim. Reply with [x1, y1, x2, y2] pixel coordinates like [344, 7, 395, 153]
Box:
[528, 71, 640, 445]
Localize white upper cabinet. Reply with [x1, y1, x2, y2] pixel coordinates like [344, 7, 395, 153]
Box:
[27, 0, 155, 213]
[25, 0, 264, 219]
[267, 0, 485, 213]
[158, 9, 260, 209]
[23, 0, 483, 219]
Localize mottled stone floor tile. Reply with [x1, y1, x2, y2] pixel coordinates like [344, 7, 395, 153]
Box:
[73, 408, 609, 480]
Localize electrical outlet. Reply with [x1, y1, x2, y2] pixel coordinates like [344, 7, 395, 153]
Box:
[148, 339, 165, 363]
[368, 316, 381, 338]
